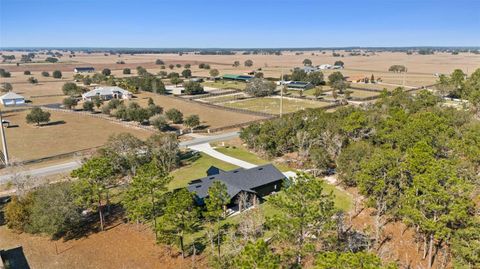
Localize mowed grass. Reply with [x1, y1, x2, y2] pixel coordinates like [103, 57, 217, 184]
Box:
[211, 144, 353, 211]
[222, 97, 332, 114]
[348, 89, 381, 99]
[168, 152, 238, 190]
[214, 145, 291, 172]
[202, 81, 246, 90]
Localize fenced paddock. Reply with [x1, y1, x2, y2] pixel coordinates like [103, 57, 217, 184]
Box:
[221, 97, 335, 115]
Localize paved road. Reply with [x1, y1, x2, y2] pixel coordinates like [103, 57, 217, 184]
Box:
[0, 131, 240, 184]
[179, 131, 239, 148]
[0, 161, 81, 184]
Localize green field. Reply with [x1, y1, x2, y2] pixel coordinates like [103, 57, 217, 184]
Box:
[202, 81, 247, 90]
[214, 145, 291, 172]
[168, 145, 353, 247]
[212, 144, 352, 211]
[169, 153, 238, 189]
[348, 89, 381, 99]
[222, 97, 332, 114]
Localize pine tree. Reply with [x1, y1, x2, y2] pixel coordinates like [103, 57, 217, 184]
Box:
[268, 173, 336, 266]
[157, 188, 199, 258]
[122, 160, 171, 240]
[72, 157, 115, 231]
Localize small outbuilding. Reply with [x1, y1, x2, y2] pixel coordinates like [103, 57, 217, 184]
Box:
[302, 66, 319, 73]
[286, 81, 314, 90]
[222, 74, 253, 82]
[74, 67, 95, 73]
[0, 92, 25, 106]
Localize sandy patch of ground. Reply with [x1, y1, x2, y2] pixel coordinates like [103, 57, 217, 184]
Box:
[2, 110, 151, 162]
[0, 222, 204, 269]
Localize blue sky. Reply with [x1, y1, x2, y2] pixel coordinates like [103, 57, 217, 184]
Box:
[1, 0, 479, 48]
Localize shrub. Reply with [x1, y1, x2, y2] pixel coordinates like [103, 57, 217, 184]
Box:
[45, 57, 58, 63]
[4, 194, 34, 231]
[62, 82, 81, 96]
[245, 78, 276, 97]
[166, 108, 183, 124]
[82, 77, 92, 85]
[52, 70, 62, 78]
[102, 68, 111, 76]
[150, 114, 169, 131]
[155, 59, 164, 65]
[27, 182, 82, 237]
[26, 107, 51, 126]
[83, 101, 95, 112]
[183, 81, 204, 95]
[388, 65, 406, 73]
[0, 68, 11, 77]
[63, 97, 78, 110]
[27, 77, 38, 84]
[123, 68, 131, 74]
[1, 82, 12, 92]
[23, 70, 31, 75]
[184, 114, 200, 130]
[181, 69, 192, 78]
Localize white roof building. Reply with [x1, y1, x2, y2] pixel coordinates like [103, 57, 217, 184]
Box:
[318, 64, 333, 70]
[0, 92, 25, 106]
[302, 66, 319, 73]
[82, 86, 132, 101]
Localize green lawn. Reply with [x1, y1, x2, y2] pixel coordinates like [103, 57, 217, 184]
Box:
[202, 81, 246, 90]
[164, 147, 353, 249]
[287, 86, 326, 97]
[168, 153, 238, 190]
[222, 97, 332, 114]
[212, 144, 352, 211]
[213, 145, 291, 172]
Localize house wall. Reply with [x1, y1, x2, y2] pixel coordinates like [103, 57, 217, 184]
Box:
[1, 98, 25, 106]
[252, 180, 283, 197]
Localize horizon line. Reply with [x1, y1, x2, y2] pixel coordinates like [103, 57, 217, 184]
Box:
[1, 46, 480, 50]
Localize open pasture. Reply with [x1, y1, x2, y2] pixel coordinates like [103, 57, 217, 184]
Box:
[128, 91, 266, 128]
[2, 110, 151, 162]
[222, 96, 332, 114]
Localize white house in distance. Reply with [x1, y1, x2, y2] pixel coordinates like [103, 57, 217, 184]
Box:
[0, 92, 25, 106]
[82, 86, 132, 101]
[318, 64, 333, 70]
[74, 67, 95, 73]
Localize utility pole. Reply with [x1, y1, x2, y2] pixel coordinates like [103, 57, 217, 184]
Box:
[280, 69, 284, 117]
[0, 110, 9, 166]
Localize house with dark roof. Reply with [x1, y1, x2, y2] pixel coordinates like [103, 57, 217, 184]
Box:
[74, 67, 95, 73]
[222, 74, 253, 82]
[286, 81, 314, 90]
[187, 164, 285, 207]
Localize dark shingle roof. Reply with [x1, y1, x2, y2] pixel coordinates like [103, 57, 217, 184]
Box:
[74, 67, 95, 71]
[187, 164, 285, 199]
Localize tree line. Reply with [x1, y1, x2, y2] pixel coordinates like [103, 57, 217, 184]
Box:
[240, 85, 480, 268]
